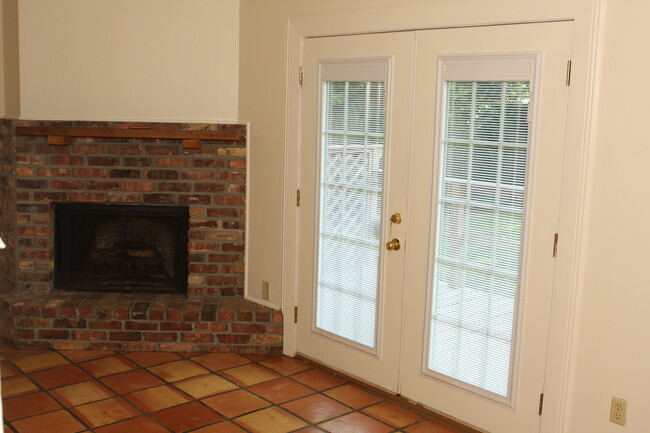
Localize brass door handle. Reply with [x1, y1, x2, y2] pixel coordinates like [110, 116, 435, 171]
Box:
[386, 238, 401, 251]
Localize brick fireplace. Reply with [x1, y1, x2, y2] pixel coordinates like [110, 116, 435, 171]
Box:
[0, 120, 283, 354]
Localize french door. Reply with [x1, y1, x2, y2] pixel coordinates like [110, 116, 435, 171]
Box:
[296, 32, 414, 392]
[296, 21, 572, 433]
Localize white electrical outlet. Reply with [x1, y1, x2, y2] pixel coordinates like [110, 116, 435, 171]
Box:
[610, 397, 627, 426]
[262, 281, 270, 300]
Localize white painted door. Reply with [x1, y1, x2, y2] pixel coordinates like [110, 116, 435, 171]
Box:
[296, 21, 571, 433]
[400, 22, 572, 433]
[296, 32, 414, 392]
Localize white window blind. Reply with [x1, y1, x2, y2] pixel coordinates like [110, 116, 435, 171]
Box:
[316, 80, 386, 350]
[428, 80, 530, 397]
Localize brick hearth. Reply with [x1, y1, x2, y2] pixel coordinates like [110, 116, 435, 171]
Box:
[0, 291, 283, 354]
[0, 119, 283, 354]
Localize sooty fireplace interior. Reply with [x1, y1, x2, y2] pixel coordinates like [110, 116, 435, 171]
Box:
[54, 203, 189, 293]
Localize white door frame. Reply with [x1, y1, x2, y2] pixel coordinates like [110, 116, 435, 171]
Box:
[282, 1, 605, 432]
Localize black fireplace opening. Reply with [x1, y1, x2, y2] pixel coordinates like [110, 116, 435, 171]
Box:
[54, 203, 189, 293]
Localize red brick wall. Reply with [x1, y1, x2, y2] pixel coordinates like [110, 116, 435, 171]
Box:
[0, 120, 247, 298]
[1, 292, 283, 354]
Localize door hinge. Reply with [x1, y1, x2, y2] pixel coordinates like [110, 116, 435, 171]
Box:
[539, 393, 545, 415]
[299, 66, 304, 86]
[294, 306, 298, 323]
[296, 189, 301, 207]
[553, 233, 559, 258]
[566, 60, 572, 86]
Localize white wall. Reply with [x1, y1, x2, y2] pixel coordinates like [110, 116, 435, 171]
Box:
[18, 0, 239, 122]
[2, 0, 20, 118]
[0, 2, 5, 117]
[565, 1, 650, 432]
[238, 1, 291, 307]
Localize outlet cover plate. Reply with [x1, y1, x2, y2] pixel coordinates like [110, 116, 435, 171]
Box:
[610, 397, 627, 426]
[262, 281, 270, 300]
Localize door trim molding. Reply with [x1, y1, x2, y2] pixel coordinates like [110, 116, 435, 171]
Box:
[539, 1, 606, 432]
[282, 2, 604, 433]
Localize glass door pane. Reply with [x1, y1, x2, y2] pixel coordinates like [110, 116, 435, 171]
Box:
[428, 80, 531, 398]
[316, 80, 386, 350]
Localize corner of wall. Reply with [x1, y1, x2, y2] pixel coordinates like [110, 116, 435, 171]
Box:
[0, 119, 17, 297]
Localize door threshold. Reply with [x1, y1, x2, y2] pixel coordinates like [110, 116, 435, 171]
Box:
[296, 353, 486, 433]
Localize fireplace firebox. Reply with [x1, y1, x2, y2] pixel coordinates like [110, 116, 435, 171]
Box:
[54, 203, 189, 293]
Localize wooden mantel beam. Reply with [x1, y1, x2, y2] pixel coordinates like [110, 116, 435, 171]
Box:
[15, 126, 241, 149]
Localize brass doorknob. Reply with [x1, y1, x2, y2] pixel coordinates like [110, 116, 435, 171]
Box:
[386, 238, 401, 251]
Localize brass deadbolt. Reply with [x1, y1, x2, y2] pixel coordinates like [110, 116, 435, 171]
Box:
[390, 213, 402, 224]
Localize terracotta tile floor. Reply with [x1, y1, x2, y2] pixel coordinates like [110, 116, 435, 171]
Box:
[0, 343, 465, 433]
